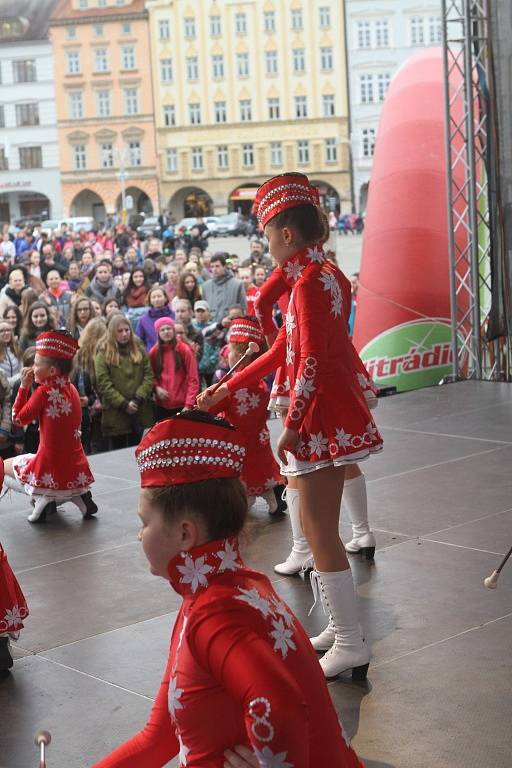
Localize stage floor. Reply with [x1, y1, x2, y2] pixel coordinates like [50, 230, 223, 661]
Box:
[1, 381, 511, 768]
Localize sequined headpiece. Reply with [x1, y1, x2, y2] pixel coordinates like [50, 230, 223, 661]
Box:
[229, 316, 264, 346]
[252, 172, 318, 227]
[35, 331, 79, 360]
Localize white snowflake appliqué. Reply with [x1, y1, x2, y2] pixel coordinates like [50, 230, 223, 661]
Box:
[335, 428, 353, 449]
[46, 403, 61, 419]
[306, 245, 325, 264]
[216, 540, 240, 573]
[259, 428, 270, 445]
[248, 393, 260, 409]
[3, 605, 23, 630]
[318, 270, 343, 318]
[234, 388, 249, 403]
[285, 344, 295, 366]
[308, 432, 328, 457]
[254, 746, 293, 768]
[285, 311, 296, 337]
[178, 733, 190, 766]
[41, 472, 56, 487]
[176, 554, 213, 593]
[236, 401, 250, 416]
[235, 587, 272, 618]
[294, 376, 315, 399]
[269, 597, 294, 628]
[168, 676, 184, 719]
[283, 259, 304, 283]
[269, 617, 297, 659]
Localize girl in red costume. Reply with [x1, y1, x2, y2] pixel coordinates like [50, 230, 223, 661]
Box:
[0, 461, 29, 673]
[2, 330, 96, 523]
[207, 315, 286, 516]
[94, 410, 364, 768]
[255, 266, 379, 580]
[199, 173, 383, 679]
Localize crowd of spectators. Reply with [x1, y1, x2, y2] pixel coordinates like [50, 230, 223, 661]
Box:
[0, 220, 277, 456]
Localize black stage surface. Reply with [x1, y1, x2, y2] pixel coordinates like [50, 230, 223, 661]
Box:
[1, 381, 511, 768]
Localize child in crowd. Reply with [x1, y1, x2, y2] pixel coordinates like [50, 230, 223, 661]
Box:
[149, 317, 199, 421]
[192, 300, 219, 388]
[202, 316, 286, 516]
[2, 330, 97, 523]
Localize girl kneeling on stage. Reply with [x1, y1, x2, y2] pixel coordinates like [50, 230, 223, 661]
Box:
[93, 411, 363, 768]
[199, 173, 383, 679]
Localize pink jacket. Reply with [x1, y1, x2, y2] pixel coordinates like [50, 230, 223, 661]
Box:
[149, 341, 199, 410]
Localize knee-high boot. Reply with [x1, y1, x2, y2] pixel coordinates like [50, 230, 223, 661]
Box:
[343, 473, 376, 560]
[274, 488, 313, 576]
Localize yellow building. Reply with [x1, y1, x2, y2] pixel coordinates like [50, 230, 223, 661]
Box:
[146, 0, 351, 217]
[50, 0, 159, 224]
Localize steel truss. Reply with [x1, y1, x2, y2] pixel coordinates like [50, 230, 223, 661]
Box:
[442, 0, 506, 380]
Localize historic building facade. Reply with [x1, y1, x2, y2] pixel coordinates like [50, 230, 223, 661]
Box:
[146, 0, 351, 217]
[0, 0, 62, 226]
[49, 0, 159, 224]
[345, 0, 443, 211]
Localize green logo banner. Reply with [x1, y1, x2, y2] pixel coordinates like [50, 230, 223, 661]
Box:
[360, 320, 453, 392]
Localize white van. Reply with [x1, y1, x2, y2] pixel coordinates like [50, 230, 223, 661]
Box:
[41, 217, 96, 235]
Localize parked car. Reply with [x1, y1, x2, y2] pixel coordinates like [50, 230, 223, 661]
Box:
[176, 217, 199, 232]
[216, 213, 249, 237]
[204, 216, 221, 236]
[40, 216, 96, 235]
[136, 216, 162, 240]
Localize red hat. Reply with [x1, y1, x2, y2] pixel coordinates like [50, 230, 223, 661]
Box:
[252, 172, 318, 227]
[135, 411, 246, 488]
[35, 331, 79, 360]
[154, 316, 175, 336]
[229, 316, 264, 346]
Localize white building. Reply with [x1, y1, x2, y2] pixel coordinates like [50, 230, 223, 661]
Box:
[345, 1, 443, 211]
[0, 0, 62, 226]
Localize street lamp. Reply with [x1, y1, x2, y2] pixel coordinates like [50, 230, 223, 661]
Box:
[115, 144, 128, 225]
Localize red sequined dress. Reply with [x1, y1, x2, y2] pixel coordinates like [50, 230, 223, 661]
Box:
[92, 537, 364, 768]
[228, 244, 383, 465]
[12, 375, 94, 498]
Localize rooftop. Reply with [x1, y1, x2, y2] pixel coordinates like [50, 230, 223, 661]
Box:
[0, 0, 60, 42]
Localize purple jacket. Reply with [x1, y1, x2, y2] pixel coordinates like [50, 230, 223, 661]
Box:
[135, 306, 175, 351]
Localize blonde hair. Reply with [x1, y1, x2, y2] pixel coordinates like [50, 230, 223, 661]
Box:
[78, 316, 107, 380]
[99, 313, 142, 367]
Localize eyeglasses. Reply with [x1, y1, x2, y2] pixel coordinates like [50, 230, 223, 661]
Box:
[0, 328, 11, 334]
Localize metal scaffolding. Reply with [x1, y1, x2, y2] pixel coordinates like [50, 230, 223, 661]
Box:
[441, 0, 502, 380]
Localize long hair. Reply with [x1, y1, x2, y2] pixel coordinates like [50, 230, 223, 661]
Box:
[68, 296, 94, 336]
[2, 305, 22, 337]
[20, 300, 54, 340]
[123, 267, 149, 302]
[100, 313, 142, 367]
[19, 287, 39, 320]
[77, 316, 107, 380]
[177, 271, 201, 303]
[153, 331, 184, 377]
[146, 284, 169, 307]
[0, 319, 21, 362]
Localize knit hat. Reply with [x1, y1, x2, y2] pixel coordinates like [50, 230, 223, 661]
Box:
[135, 411, 245, 487]
[154, 317, 175, 335]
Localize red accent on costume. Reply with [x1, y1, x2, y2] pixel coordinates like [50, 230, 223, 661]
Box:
[12, 376, 94, 497]
[0, 543, 29, 634]
[252, 173, 318, 228]
[92, 538, 363, 768]
[136, 416, 246, 487]
[213, 380, 282, 496]
[254, 270, 293, 409]
[228, 245, 383, 464]
[245, 285, 258, 317]
[149, 341, 200, 410]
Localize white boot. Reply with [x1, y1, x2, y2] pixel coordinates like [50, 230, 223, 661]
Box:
[27, 495, 55, 523]
[274, 489, 314, 576]
[1, 475, 25, 496]
[310, 569, 370, 679]
[343, 474, 376, 560]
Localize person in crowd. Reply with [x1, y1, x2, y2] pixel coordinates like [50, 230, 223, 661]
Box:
[192, 300, 219, 388]
[328, 210, 338, 231]
[0, 231, 15, 262]
[241, 237, 273, 272]
[0, 369, 12, 457]
[199, 173, 383, 680]
[71, 353, 96, 455]
[111, 253, 126, 277]
[10, 347, 39, 456]
[125, 245, 143, 271]
[149, 317, 199, 421]
[0, 267, 26, 317]
[177, 272, 202, 307]
[174, 299, 204, 361]
[95, 314, 154, 450]
[123, 268, 150, 309]
[348, 272, 359, 338]
[2, 306, 22, 340]
[40, 269, 74, 325]
[0, 320, 21, 386]
[90, 298, 102, 317]
[67, 261, 89, 294]
[143, 258, 161, 287]
[26, 249, 42, 283]
[19, 301, 55, 352]
[253, 265, 266, 290]
[173, 248, 188, 271]
[202, 253, 246, 323]
[68, 296, 94, 340]
[162, 263, 180, 305]
[92, 410, 364, 768]
[86, 260, 122, 305]
[77, 317, 108, 454]
[3, 331, 97, 523]
[102, 297, 122, 319]
[40, 244, 67, 281]
[238, 267, 258, 317]
[135, 285, 175, 352]
[80, 250, 96, 279]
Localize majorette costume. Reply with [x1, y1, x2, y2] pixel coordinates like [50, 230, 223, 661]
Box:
[209, 317, 285, 514]
[222, 173, 380, 679]
[227, 174, 383, 474]
[0, 460, 29, 671]
[9, 331, 96, 523]
[93, 413, 364, 768]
